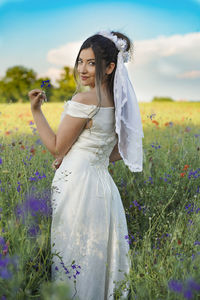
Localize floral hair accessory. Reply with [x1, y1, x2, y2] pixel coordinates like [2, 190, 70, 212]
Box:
[97, 30, 131, 63]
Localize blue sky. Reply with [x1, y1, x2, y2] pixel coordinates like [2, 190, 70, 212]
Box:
[0, 0, 200, 101]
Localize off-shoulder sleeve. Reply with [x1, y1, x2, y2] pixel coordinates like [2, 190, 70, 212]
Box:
[60, 100, 98, 122]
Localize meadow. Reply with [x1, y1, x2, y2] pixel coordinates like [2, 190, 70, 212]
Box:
[0, 101, 200, 299]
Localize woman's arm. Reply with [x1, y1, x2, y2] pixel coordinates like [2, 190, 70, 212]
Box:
[109, 141, 122, 163]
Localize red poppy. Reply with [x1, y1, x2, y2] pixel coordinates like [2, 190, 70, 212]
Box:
[180, 172, 186, 177]
[20, 145, 25, 150]
[30, 148, 36, 155]
[178, 240, 182, 245]
[183, 164, 189, 170]
[152, 120, 159, 126]
[42, 150, 46, 154]
[5, 131, 11, 135]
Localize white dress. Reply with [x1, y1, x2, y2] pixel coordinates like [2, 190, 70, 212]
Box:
[50, 100, 131, 300]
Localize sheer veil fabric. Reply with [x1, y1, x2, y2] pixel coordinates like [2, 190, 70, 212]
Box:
[97, 30, 144, 172]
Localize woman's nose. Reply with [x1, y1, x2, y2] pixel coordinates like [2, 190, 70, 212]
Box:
[79, 63, 87, 73]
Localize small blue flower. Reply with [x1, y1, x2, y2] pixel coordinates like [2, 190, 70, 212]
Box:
[194, 241, 200, 246]
[168, 279, 183, 293]
[183, 289, 193, 300]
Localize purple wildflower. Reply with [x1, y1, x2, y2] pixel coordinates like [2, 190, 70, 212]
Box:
[168, 279, 183, 293]
[186, 279, 200, 291]
[194, 241, 200, 246]
[28, 224, 40, 237]
[17, 182, 22, 193]
[183, 289, 193, 299]
[0, 237, 5, 246]
[0, 157, 2, 164]
[0, 268, 12, 280]
[35, 139, 43, 145]
[14, 188, 52, 223]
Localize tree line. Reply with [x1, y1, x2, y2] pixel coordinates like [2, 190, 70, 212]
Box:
[0, 65, 84, 103]
[0, 65, 176, 103]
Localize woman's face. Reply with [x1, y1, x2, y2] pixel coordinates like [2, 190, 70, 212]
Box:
[77, 47, 96, 89]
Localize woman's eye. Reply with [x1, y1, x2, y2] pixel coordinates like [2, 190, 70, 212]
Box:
[78, 60, 95, 65]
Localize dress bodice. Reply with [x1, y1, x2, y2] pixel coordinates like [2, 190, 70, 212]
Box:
[60, 100, 118, 168]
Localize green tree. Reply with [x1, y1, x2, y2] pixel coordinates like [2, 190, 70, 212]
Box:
[152, 96, 174, 102]
[50, 66, 77, 102]
[0, 66, 37, 103]
[0, 65, 83, 103]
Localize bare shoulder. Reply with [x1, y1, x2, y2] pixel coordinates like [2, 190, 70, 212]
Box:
[72, 91, 97, 105]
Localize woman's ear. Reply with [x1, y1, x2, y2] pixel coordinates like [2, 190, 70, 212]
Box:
[106, 62, 115, 75]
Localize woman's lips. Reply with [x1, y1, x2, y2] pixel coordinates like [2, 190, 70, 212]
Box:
[81, 76, 88, 80]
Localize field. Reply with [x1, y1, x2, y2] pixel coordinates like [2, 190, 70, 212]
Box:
[0, 102, 200, 299]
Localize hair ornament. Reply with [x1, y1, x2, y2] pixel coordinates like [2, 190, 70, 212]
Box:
[97, 30, 131, 63]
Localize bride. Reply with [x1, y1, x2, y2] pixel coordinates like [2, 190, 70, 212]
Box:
[28, 30, 143, 300]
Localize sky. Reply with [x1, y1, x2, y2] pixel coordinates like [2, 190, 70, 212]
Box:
[0, 0, 200, 102]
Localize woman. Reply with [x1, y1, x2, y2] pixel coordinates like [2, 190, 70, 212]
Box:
[28, 30, 143, 300]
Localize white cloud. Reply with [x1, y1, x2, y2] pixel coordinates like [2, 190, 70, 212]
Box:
[132, 32, 200, 66]
[37, 67, 65, 86]
[47, 41, 82, 68]
[46, 32, 200, 102]
[177, 70, 200, 79]
[127, 32, 200, 101]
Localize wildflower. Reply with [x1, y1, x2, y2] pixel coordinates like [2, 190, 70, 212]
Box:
[168, 279, 183, 293]
[15, 189, 52, 223]
[29, 121, 34, 125]
[152, 120, 159, 126]
[185, 127, 191, 132]
[183, 289, 193, 299]
[30, 148, 36, 155]
[151, 142, 161, 150]
[180, 172, 186, 177]
[35, 139, 43, 145]
[178, 240, 182, 245]
[0, 157, 2, 165]
[5, 131, 11, 135]
[183, 165, 189, 170]
[20, 145, 25, 150]
[186, 279, 200, 291]
[28, 224, 40, 237]
[150, 113, 156, 120]
[0, 268, 12, 279]
[17, 182, 22, 193]
[42, 150, 46, 154]
[194, 241, 200, 246]
[28, 171, 46, 182]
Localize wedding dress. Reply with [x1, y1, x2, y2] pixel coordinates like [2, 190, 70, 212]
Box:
[50, 100, 131, 300]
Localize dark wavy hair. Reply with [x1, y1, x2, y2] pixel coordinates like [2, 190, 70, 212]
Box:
[72, 31, 133, 121]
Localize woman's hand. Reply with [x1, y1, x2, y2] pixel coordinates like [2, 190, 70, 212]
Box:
[52, 157, 63, 170]
[28, 89, 47, 110]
